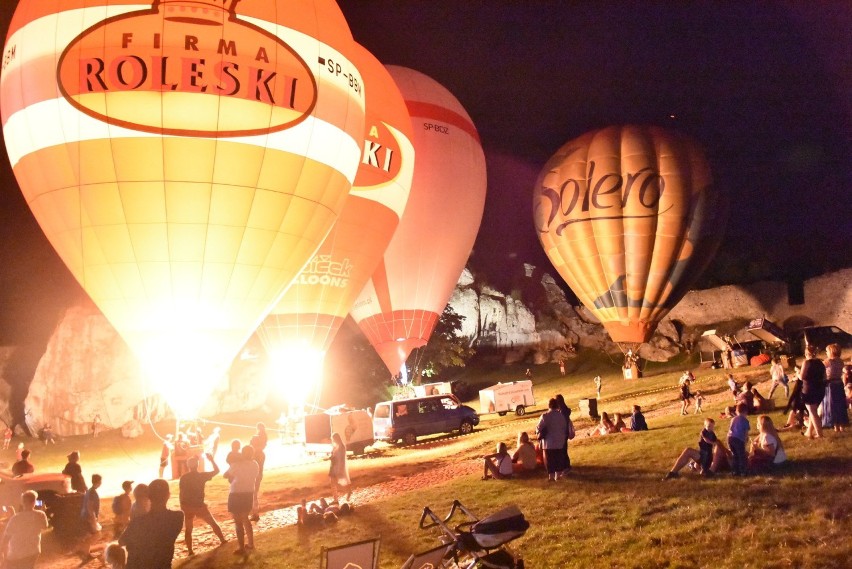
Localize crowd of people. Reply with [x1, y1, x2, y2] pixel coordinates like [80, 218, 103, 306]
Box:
[0, 343, 849, 567]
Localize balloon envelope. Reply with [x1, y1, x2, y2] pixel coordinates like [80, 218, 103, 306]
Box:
[534, 125, 725, 345]
[350, 66, 487, 376]
[259, 42, 414, 364]
[1, 0, 365, 415]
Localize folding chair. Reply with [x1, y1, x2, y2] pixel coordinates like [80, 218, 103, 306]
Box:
[320, 537, 381, 569]
[401, 543, 454, 569]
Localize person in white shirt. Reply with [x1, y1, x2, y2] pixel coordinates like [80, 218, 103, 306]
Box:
[748, 415, 787, 472]
[768, 358, 789, 399]
[482, 442, 513, 480]
[0, 490, 48, 569]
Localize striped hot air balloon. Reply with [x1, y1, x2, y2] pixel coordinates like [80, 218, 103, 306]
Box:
[257, 43, 414, 407]
[350, 66, 487, 378]
[534, 125, 726, 352]
[0, 0, 365, 416]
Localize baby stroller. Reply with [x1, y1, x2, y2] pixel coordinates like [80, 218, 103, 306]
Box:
[418, 500, 528, 568]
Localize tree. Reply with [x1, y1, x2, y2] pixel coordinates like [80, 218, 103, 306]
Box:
[406, 305, 475, 381]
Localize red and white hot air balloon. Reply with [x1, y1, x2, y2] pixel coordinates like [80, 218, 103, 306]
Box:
[350, 66, 487, 378]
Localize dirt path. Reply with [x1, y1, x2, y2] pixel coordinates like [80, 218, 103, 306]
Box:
[44, 369, 776, 568]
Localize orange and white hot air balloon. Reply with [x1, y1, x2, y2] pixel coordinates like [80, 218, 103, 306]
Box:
[257, 43, 414, 405]
[534, 125, 726, 351]
[350, 66, 487, 378]
[0, 0, 365, 417]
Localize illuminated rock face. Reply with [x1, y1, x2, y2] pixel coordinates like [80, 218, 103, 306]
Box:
[24, 301, 269, 436]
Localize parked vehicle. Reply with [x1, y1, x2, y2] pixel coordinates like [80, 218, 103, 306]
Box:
[479, 380, 535, 416]
[794, 325, 852, 353]
[372, 394, 479, 446]
[303, 406, 374, 455]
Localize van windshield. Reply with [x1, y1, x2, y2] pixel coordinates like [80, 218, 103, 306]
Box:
[374, 404, 390, 419]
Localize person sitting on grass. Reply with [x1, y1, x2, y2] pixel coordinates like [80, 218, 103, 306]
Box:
[482, 442, 513, 480]
[747, 415, 787, 472]
[612, 413, 629, 433]
[723, 382, 755, 418]
[630, 405, 648, 431]
[511, 432, 538, 474]
[664, 418, 721, 480]
[589, 412, 617, 436]
[751, 386, 770, 413]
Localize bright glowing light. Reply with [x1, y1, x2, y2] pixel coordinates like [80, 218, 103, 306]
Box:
[399, 364, 409, 385]
[135, 331, 231, 419]
[266, 344, 325, 409]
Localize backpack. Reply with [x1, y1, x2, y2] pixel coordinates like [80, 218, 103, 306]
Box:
[566, 419, 576, 441]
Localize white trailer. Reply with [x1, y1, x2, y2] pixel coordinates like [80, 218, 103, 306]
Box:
[303, 406, 374, 455]
[479, 380, 535, 416]
[412, 381, 454, 397]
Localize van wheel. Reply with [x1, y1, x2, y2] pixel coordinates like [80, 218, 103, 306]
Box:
[515, 406, 526, 416]
[498, 411, 507, 417]
[459, 420, 474, 435]
[402, 432, 417, 446]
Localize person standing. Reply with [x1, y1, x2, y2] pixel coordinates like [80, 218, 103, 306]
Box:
[727, 404, 750, 477]
[158, 435, 173, 479]
[119, 479, 183, 569]
[558, 359, 566, 376]
[77, 474, 102, 560]
[536, 398, 568, 481]
[249, 435, 266, 522]
[822, 343, 848, 433]
[594, 376, 602, 399]
[180, 454, 227, 555]
[112, 481, 133, 539]
[91, 414, 102, 438]
[800, 344, 826, 439]
[0, 490, 48, 569]
[768, 357, 789, 399]
[223, 445, 259, 555]
[679, 379, 694, 415]
[62, 451, 87, 493]
[2, 427, 12, 450]
[129, 484, 149, 520]
[328, 433, 351, 503]
[554, 394, 573, 472]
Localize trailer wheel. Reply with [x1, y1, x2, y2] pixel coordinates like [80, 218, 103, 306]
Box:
[401, 431, 417, 446]
[497, 411, 508, 417]
[515, 406, 526, 416]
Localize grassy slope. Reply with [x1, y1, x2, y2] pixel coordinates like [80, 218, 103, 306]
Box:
[160, 354, 851, 569]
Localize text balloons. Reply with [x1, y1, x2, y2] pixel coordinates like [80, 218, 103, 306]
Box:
[1, 0, 365, 416]
[350, 66, 486, 377]
[534, 125, 725, 345]
[258, 42, 414, 371]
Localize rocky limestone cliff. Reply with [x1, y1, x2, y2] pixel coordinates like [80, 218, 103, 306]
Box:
[9, 267, 850, 436]
[24, 300, 270, 436]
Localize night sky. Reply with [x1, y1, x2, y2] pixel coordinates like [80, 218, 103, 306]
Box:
[1, 2, 850, 344]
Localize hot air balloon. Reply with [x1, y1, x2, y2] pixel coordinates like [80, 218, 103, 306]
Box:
[350, 66, 487, 378]
[257, 43, 415, 407]
[1, 0, 365, 417]
[534, 125, 726, 358]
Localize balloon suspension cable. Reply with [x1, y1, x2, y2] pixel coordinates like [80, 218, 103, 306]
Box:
[617, 342, 644, 371]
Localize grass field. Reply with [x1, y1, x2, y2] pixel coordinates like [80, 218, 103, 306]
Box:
[15, 352, 852, 568]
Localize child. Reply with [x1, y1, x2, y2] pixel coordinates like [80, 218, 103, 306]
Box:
[3, 427, 12, 450]
[594, 376, 602, 399]
[694, 391, 704, 414]
[727, 374, 739, 401]
[630, 405, 648, 431]
[104, 542, 127, 569]
[727, 403, 750, 476]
